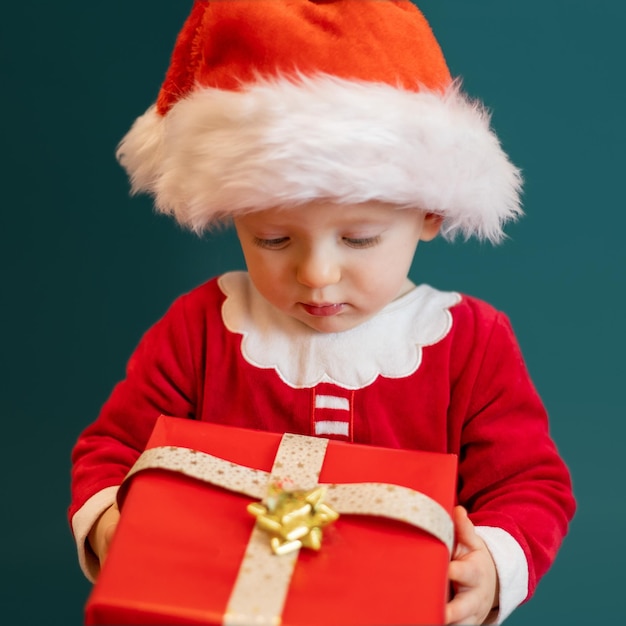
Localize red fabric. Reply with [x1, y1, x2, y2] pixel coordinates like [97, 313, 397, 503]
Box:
[70, 276, 575, 600]
[156, 0, 451, 114]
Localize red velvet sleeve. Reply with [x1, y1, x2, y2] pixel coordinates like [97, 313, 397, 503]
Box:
[456, 310, 576, 600]
[68, 291, 202, 523]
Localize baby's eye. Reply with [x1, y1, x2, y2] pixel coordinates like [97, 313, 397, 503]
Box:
[343, 235, 381, 248]
[253, 236, 290, 249]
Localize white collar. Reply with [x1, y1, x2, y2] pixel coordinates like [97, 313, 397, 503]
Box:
[219, 271, 460, 390]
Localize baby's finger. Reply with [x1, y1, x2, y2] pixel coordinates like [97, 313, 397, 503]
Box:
[448, 557, 480, 588]
[453, 506, 483, 556]
[445, 590, 482, 625]
[98, 504, 121, 565]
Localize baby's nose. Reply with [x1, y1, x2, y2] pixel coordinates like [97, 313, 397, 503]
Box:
[296, 249, 341, 288]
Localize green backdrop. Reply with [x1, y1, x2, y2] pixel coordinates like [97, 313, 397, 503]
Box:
[2, 1, 623, 624]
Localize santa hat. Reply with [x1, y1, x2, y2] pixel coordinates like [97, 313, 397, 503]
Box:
[117, 0, 522, 243]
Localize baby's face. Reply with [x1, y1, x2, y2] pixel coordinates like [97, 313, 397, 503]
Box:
[234, 200, 440, 333]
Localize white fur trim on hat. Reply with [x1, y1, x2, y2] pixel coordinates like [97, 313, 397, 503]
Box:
[117, 75, 522, 243]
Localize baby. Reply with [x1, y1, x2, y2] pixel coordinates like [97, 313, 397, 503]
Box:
[70, 2, 575, 624]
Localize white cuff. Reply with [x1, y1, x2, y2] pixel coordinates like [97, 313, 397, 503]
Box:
[71, 486, 119, 582]
[475, 526, 528, 624]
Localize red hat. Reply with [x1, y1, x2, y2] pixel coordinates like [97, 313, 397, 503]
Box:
[117, 0, 522, 242]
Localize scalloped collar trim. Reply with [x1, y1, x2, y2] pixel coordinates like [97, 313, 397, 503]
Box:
[219, 272, 460, 390]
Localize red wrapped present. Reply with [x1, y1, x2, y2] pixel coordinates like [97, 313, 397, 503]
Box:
[85, 416, 457, 625]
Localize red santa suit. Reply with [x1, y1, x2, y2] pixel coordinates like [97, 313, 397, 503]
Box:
[70, 271, 575, 623]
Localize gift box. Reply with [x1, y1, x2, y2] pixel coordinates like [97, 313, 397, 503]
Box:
[85, 416, 457, 625]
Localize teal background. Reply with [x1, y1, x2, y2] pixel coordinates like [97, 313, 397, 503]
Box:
[1, 1, 623, 624]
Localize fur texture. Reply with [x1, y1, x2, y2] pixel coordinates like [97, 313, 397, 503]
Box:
[117, 75, 522, 243]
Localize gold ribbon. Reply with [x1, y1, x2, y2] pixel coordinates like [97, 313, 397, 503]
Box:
[122, 434, 453, 625]
[224, 434, 330, 625]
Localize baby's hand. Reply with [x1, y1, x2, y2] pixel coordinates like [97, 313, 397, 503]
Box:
[88, 503, 120, 569]
[445, 506, 499, 625]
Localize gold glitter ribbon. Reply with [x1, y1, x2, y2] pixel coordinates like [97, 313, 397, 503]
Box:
[123, 434, 453, 625]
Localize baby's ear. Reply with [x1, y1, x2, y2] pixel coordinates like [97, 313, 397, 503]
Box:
[420, 212, 444, 242]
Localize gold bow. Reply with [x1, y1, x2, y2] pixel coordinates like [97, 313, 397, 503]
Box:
[247, 484, 339, 555]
